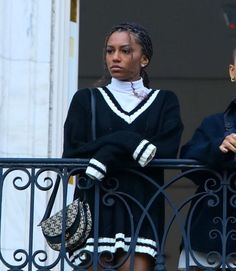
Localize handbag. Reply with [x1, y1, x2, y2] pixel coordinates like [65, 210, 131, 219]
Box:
[39, 89, 96, 252]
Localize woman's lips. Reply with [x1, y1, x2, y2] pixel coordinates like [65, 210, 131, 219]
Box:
[110, 65, 123, 71]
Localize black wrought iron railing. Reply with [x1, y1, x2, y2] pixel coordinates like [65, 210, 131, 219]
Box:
[0, 158, 235, 271]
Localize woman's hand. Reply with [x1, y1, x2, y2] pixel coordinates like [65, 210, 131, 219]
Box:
[219, 133, 236, 153]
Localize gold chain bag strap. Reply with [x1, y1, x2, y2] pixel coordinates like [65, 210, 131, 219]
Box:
[39, 89, 96, 251]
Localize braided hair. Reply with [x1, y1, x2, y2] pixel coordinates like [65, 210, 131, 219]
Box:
[94, 22, 153, 88]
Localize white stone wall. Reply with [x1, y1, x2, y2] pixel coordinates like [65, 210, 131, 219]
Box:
[0, 0, 52, 158]
[0, 0, 79, 270]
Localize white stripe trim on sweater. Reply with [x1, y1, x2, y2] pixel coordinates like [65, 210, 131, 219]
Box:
[98, 88, 160, 124]
[138, 143, 156, 167]
[69, 233, 158, 264]
[85, 158, 106, 181]
[133, 140, 156, 167]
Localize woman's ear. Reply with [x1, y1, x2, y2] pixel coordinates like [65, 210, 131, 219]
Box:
[229, 64, 235, 81]
[140, 55, 149, 68]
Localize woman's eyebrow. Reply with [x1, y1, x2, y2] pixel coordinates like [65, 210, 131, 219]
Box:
[106, 42, 132, 47]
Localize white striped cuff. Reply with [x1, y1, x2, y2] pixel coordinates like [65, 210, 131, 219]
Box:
[85, 158, 107, 181]
[133, 139, 156, 167]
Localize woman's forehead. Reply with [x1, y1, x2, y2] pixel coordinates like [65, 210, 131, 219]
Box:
[107, 31, 138, 46]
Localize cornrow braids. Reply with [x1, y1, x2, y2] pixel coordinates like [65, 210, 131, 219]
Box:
[94, 22, 153, 88]
[109, 22, 153, 61]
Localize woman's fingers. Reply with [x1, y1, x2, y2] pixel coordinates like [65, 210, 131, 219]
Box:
[219, 133, 236, 153]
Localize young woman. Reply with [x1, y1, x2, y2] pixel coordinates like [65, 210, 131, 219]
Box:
[63, 22, 183, 271]
[178, 48, 236, 271]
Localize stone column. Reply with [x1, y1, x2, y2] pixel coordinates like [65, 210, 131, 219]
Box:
[0, 0, 79, 269]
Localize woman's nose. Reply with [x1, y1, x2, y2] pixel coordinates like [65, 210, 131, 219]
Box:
[112, 51, 121, 61]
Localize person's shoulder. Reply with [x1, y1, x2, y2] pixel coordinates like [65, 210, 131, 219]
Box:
[158, 89, 175, 95]
[156, 89, 179, 99]
[199, 112, 224, 131]
[71, 87, 99, 101]
[154, 89, 180, 105]
[73, 88, 92, 97]
[69, 88, 98, 110]
[202, 112, 223, 123]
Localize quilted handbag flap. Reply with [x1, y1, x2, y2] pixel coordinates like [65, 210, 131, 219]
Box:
[41, 198, 85, 239]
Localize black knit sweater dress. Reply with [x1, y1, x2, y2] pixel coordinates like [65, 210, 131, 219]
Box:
[62, 80, 183, 265]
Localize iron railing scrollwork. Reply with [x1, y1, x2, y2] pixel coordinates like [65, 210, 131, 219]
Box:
[0, 158, 235, 271]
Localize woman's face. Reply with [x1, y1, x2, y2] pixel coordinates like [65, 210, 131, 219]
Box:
[105, 31, 149, 82]
[229, 56, 236, 81]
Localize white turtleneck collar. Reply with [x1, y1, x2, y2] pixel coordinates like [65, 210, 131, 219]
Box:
[105, 78, 152, 112]
[107, 77, 150, 93]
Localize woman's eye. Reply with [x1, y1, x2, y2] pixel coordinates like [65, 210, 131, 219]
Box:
[122, 48, 131, 54]
[106, 48, 113, 54]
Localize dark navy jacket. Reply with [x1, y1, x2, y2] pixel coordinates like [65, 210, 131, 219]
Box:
[180, 99, 236, 253]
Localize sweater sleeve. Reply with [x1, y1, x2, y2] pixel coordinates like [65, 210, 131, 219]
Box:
[180, 115, 232, 165]
[180, 115, 233, 185]
[77, 130, 156, 166]
[85, 144, 126, 180]
[147, 91, 183, 159]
